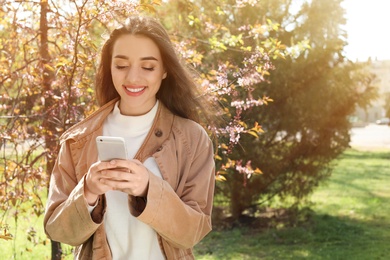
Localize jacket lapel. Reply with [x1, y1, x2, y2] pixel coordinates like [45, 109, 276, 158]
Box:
[134, 103, 174, 162]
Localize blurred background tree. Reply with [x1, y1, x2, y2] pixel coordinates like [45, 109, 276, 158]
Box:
[157, 0, 377, 220]
[233, 0, 377, 219]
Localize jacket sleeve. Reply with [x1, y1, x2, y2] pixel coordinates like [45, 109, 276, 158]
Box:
[43, 140, 104, 246]
[137, 126, 215, 249]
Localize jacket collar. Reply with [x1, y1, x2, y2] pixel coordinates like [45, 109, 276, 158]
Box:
[61, 98, 175, 162]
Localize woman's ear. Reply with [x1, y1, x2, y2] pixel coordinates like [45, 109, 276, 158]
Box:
[162, 71, 167, 79]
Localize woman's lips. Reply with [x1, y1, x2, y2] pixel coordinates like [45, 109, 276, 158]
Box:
[123, 85, 146, 96]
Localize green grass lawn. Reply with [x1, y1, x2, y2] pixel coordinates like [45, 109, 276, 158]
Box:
[194, 149, 390, 259]
[1, 215, 52, 260]
[1, 149, 389, 259]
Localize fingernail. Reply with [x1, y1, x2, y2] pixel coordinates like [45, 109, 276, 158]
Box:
[110, 160, 116, 165]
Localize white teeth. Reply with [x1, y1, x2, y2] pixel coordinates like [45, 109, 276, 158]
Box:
[126, 87, 144, 93]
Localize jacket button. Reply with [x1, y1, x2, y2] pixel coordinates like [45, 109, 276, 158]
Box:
[155, 129, 163, 137]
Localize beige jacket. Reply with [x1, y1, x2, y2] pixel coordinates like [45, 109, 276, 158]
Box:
[44, 99, 215, 259]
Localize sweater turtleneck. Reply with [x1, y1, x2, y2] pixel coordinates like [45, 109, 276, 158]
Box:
[103, 100, 159, 159]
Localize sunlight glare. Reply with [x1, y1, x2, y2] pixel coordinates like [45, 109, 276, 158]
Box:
[343, 0, 390, 61]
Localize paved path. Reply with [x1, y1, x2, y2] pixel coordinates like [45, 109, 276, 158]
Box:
[350, 124, 390, 151]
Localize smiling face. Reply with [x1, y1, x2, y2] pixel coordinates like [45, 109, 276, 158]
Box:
[111, 34, 167, 116]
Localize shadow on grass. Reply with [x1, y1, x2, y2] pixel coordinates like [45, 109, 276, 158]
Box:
[195, 210, 390, 259]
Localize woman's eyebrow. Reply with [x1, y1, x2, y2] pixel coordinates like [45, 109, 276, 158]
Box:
[140, 56, 158, 61]
[113, 55, 158, 61]
[113, 54, 129, 60]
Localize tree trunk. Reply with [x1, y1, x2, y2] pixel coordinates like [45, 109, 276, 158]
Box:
[51, 241, 62, 260]
[230, 175, 244, 221]
[40, 1, 62, 259]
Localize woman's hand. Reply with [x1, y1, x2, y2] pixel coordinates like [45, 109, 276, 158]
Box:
[84, 159, 150, 205]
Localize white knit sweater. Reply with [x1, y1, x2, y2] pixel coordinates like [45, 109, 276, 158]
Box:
[102, 101, 165, 260]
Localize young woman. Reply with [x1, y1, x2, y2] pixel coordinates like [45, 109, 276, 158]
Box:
[44, 16, 215, 260]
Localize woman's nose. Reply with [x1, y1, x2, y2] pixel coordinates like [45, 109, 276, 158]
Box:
[126, 67, 140, 83]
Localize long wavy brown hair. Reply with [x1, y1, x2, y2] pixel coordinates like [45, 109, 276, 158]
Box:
[95, 16, 216, 125]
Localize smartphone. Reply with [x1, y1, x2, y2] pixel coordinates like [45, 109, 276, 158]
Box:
[96, 136, 128, 161]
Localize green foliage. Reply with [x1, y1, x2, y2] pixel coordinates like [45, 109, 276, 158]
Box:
[165, 0, 377, 219]
[157, 0, 305, 188]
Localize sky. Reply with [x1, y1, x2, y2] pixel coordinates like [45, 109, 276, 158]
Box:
[342, 0, 390, 61]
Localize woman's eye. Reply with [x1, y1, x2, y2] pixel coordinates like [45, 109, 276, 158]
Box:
[115, 65, 127, 70]
[142, 67, 155, 71]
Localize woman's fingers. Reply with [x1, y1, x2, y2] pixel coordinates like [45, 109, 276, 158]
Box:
[94, 160, 122, 172]
[100, 160, 149, 196]
[85, 161, 117, 196]
[84, 159, 149, 197]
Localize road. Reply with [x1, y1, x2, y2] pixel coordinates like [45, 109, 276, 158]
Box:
[350, 124, 390, 150]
